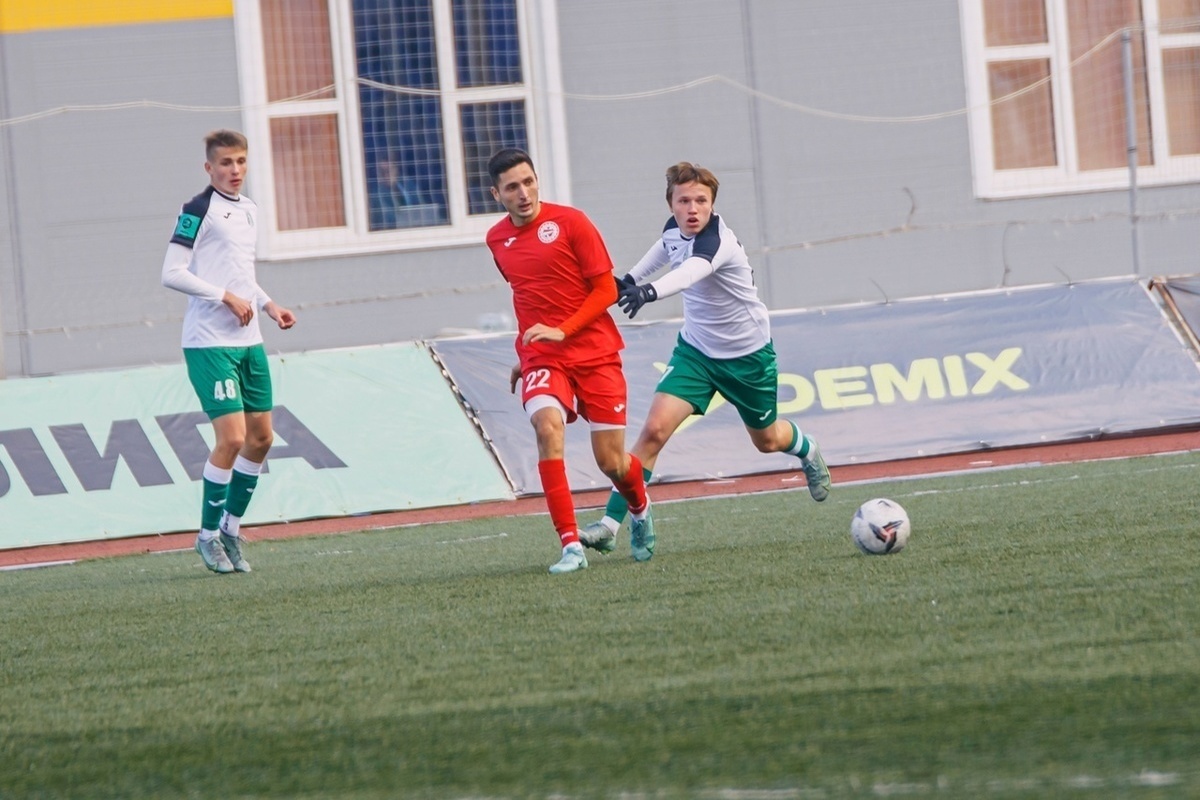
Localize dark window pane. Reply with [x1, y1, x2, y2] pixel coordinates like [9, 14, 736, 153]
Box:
[1164, 47, 1200, 156]
[262, 0, 336, 102]
[989, 60, 1057, 169]
[453, 0, 522, 87]
[354, 0, 450, 230]
[270, 115, 346, 230]
[1161, 0, 1200, 25]
[982, 0, 1047, 46]
[460, 101, 528, 216]
[1066, 0, 1152, 170]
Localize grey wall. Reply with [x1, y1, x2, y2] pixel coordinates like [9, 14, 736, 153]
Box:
[560, 0, 1198, 316]
[0, 1, 1196, 378]
[0, 20, 245, 377]
[0, 19, 518, 377]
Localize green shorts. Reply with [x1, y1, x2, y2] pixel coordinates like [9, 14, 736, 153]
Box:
[183, 345, 273, 420]
[656, 335, 780, 428]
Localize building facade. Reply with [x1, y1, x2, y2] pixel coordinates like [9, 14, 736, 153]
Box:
[1, 0, 1197, 378]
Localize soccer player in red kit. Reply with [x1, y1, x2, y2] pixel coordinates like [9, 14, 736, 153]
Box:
[486, 148, 653, 573]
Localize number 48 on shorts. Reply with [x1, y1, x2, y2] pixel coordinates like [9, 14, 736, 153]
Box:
[183, 345, 274, 420]
[213, 379, 239, 401]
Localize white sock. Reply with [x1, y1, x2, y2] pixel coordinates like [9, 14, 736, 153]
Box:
[599, 516, 620, 533]
[202, 460, 233, 484]
[784, 421, 808, 458]
[232, 454, 265, 476]
[197, 528, 218, 542]
[221, 511, 242, 538]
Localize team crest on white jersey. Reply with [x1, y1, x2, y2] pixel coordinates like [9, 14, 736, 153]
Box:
[538, 221, 560, 243]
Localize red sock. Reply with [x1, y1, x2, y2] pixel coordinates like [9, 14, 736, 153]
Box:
[537, 459, 579, 546]
[613, 453, 648, 515]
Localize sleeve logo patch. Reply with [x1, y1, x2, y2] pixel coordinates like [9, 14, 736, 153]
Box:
[173, 213, 202, 240]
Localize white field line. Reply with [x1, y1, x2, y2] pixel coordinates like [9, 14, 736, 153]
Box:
[670, 450, 1198, 508]
[0, 559, 76, 572]
[696, 768, 1185, 797]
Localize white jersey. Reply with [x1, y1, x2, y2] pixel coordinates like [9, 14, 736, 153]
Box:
[630, 214, 770, 359]
[164, 186, 270, 348]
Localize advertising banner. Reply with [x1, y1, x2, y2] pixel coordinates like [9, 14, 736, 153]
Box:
[431, 278, 1200, 495]
[0, 343, 513, 549]
[1162, 275, 1200, 340]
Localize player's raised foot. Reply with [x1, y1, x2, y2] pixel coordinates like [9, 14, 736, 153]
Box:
[219, 532, 251, 573]
[549, 542, 588, 574]
[630, 511, 655, 562]
[801, 440, 831, 502]
[195, 535, 234, 574]
[578, 520, 616, 553]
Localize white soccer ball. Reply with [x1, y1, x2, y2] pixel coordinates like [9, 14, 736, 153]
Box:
[850, 498, 911, 555]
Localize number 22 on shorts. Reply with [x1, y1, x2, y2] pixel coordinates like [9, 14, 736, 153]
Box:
[523, 369, 551, 392]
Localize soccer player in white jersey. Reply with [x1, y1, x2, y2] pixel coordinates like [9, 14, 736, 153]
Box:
[578, 162, 831, 557]
[161, 129, 296, 574]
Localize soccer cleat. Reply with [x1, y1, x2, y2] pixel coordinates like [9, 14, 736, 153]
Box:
[219, 532, 252, 573]
[630, 511, 655, 562]
[195, 535, 234, 574]
[549, 542, 588, 574]
[802, 439, 832, 502]
[578, 520, 617, 554]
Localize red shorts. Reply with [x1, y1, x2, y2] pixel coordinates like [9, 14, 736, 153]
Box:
[519, 356, 628, 426]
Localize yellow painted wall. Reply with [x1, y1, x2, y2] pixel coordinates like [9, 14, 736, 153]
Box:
[0, 0, 232, 33]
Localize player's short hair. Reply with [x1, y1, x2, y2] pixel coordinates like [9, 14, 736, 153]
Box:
[488, 148, 535, 187]
[205, 129, 248, 163]
[665, 162, 719, 204]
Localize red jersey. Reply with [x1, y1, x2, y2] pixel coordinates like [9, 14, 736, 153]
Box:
[487, 202, 624, 368]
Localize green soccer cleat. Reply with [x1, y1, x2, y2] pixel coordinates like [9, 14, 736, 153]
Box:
[219, 532, 252, 573]
[578, 520, 617, 554]
[630, 510, 655, 562]
[549, 542, 588, 574]
[195, 535, 234, 574]
[802, 439, 832, 502]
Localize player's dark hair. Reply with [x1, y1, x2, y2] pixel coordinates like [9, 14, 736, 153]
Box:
[488, 148, 535, 186]
[665, 162, 719, 204]
[205, 129, 248, 163]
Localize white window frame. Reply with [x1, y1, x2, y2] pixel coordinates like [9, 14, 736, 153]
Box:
[960, 0, 1200, 199]
[233, 0, 570, 260]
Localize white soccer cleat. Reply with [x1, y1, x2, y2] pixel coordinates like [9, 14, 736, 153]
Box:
[548, 542, 588, 574]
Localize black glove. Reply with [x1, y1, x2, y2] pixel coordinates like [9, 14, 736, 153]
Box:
[617, 281, 657, 319]
[614, 273, 636, 293]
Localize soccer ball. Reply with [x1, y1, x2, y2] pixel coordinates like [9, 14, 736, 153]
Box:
[850, 498, 911, 555]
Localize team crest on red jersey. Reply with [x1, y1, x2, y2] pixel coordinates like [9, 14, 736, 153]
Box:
[538, 221, 560, 243]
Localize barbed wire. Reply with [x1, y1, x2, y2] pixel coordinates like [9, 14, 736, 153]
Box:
[8, 205, 1200, 340]
[4, 19, 1197, 341]
[0, 21, 1174, 130]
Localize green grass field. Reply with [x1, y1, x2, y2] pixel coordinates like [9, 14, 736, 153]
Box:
[2, 452, 1198, 799]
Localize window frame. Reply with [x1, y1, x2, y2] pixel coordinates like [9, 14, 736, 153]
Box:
[233, 0, 570, 260]
[960, 0, 1200, 199]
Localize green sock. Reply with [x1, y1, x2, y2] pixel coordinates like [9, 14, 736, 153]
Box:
[201, 477, 228, 531]
[226, 469, 260, 519]
[605, 465, 653, 523]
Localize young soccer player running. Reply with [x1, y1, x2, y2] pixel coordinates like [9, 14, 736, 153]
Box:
[486, 148, 652, 572]
[579, 162, 831, 558]
[161, 129, 296, 574]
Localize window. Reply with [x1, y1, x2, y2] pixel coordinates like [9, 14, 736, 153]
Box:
[234, 0, 568, 259]
[960, 0, 1200, 198]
